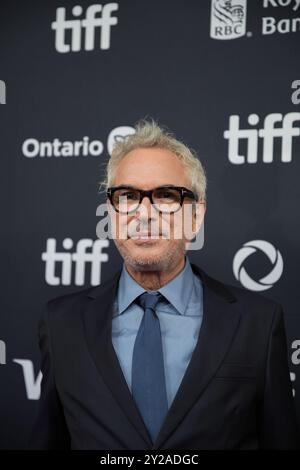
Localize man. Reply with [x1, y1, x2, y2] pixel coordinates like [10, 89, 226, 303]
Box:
[29, 119, 299, 449]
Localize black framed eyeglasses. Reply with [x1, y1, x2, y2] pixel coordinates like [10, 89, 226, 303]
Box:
[106, 185, 198, 214]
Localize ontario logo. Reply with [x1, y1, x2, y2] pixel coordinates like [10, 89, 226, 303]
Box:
[210, 0, 247, 40]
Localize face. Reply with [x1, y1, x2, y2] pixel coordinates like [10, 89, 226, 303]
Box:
[107, 147, 206, 272]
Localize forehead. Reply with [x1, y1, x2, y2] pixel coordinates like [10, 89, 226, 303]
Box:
[113, 147, 189, 188]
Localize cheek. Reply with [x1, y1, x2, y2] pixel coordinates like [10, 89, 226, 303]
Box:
[157, 215, 186, 242]
[110, 214, 132, 239]
[170, 213, 185, 239]
[184, 208, 195, 238]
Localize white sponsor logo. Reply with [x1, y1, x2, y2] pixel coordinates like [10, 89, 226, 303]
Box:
[210, 0, 300, 40]
[0, 80, 6, 104]
[13, 359, 42, 400]
[262, 0, 300, 35]
[52, 3, 119, 53]
[292, 339, 300, 365]
[0, 340, 6, 364]
[107, 126, 136, 155]
[291, 339, 300, 396]
[210, 0, 247, 40]
[291, 80, 300, 105]
[22, 136, 104, 158]
[42, 238, 109, 286]
[224, 112, 300, 164]
[263, 0, 300, 10]
[233, 240, 283, 291]
[22, 126, 135, 159]
[290, 372, 296, 396]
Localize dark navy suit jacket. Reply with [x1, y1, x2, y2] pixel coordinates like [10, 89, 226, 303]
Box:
[29, 263, 300, 449]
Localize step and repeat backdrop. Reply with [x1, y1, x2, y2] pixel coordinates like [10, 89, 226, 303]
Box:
[0, 0, 300, 449]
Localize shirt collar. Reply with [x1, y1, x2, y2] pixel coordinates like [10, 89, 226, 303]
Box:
[114, 255, 195, 317]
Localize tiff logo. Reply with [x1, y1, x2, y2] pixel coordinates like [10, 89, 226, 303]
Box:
[224, 112, 300, 164]
[51, 3, 119, 53]
[42, 238, 109, 285]
[0, 80, 6, 104]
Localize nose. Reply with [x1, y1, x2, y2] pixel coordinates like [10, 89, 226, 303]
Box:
[135, 195, 156, 222]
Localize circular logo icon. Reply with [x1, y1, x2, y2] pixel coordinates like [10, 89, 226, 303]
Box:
[233, 240, 283, 291]
[107, 126, 135, 156]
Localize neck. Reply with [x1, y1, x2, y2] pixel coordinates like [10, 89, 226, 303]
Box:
[125, 256, 186, 291]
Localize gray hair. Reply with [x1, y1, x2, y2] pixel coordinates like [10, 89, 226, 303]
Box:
[99, 117, 207, 201]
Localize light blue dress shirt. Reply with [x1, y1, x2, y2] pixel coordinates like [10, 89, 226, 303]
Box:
[111, 255, 203, 409]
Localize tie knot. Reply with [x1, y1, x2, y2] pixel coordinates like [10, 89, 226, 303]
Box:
[135, 291, 162, 312]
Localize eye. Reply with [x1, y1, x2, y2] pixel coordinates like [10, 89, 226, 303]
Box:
[117, 190, 139, 200]
[154, 188, 180, 202]
[123, 192, 135, 199]
[156, 190, 172, 197]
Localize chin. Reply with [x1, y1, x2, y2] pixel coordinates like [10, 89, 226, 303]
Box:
[121, 243, 180, 272]
[129, 249, 164, 266]
[118, 246, 160, 268]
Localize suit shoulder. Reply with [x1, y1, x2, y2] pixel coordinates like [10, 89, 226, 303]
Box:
[210, 279, 284, 345]
[44, 272, 118, 322]
[193, 262, 281, 313]
[221, 279, 283, 332]
[46, 285, 92, 310]
[40, 286, 90, 327]
[227, 281, 281, 309]
[202, 268, 282, 320]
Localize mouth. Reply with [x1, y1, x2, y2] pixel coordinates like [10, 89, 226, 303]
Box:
[131, 233, 161, 243]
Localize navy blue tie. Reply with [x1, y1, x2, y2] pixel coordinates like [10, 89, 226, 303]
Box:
[131, 291, 169, 443]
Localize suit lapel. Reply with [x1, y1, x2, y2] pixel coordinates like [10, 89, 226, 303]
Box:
[153, 263, 240, 449]
[82, 269, 153, 447]
[82, 262, 241, 449]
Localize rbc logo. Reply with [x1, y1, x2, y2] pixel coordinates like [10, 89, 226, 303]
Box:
[210, 0, 247, 40]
